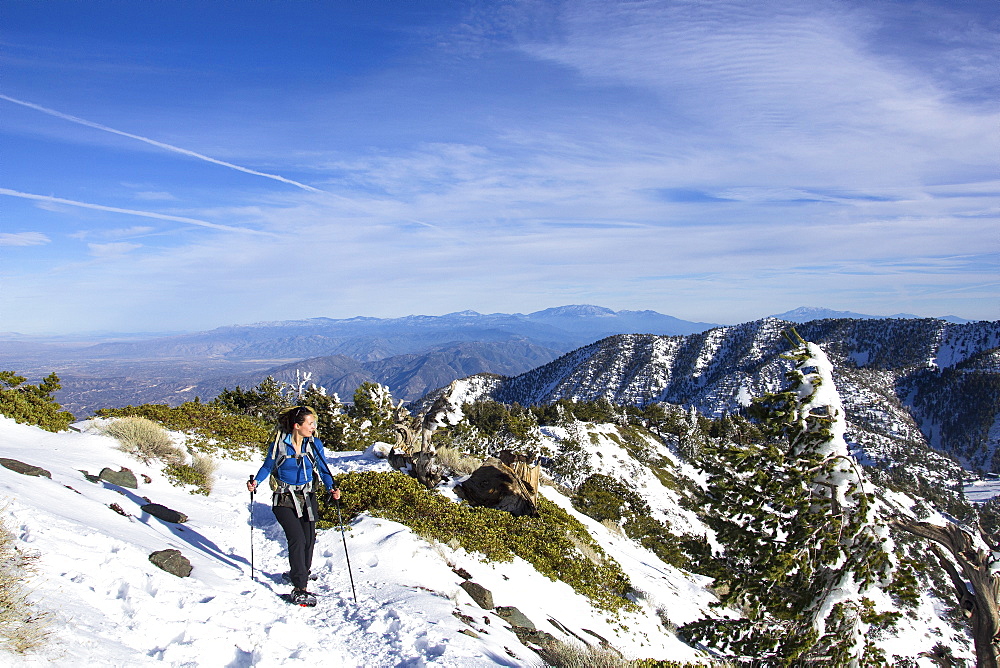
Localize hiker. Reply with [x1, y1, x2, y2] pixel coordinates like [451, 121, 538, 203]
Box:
[247, 405, 339, 606]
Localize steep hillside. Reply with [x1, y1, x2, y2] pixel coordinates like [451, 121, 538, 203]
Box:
[444, 318, 1000, 477]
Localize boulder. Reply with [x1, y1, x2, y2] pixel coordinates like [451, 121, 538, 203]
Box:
[459, 581, 494, 610]
[0, 458, 51, 478]
[140, 503, 188, 524]
[99, 467, 138, 489]
[149, 549, 192, 577]
[496, 606, 536, 631]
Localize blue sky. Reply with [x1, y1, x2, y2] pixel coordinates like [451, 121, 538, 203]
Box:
[2, 0, 997, 334]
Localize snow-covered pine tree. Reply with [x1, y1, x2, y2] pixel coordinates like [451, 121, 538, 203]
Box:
[682, 331, 895, 666]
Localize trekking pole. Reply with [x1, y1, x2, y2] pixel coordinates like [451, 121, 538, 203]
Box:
[333, 493, 358, 603]
[248, 475, 256, 581]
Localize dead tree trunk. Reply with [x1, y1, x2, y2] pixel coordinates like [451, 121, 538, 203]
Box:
[894, 519, 1000, 668]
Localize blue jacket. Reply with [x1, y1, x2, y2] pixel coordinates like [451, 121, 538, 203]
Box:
[253, 434, 335, 489]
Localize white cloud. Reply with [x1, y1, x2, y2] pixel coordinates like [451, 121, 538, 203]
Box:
[87, 242, 142, 257]
[133, 191, 177, 201]
[0, 232, 50, 247]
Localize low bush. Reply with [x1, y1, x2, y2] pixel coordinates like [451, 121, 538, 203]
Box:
[323, 471, 635, 612]
[164, 454, 217, 496]
[97, 402, 270, 460]
[0, 513, 50, 654]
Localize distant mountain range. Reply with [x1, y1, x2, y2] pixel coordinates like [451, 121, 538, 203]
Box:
[769, 306, 971, 324]
[0, 305, 983, 419]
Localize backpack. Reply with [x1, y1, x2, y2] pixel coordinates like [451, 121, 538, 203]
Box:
[266, 430, 319, 519]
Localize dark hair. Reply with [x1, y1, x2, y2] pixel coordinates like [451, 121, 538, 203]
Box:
[277, 405, 317, 434]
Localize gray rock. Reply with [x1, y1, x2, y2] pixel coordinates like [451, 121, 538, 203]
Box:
[99, 467, 138, 489]
[496, 606, 535, 630]
[149, 549, 192, 577]
[512, 627, 557, 649]
[0, 458, 51, 478]
[141, 503, 188, 524]
[459, 581, 494, 610]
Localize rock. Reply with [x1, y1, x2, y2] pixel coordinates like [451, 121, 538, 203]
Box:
[80, 470, 100, 483]
[496, 606, 536, 631]
[452, 567, 472, 580]
[109, 503, 129, 516]
[140, 503, 188, 524]
[459, 581, 494, 610]
[99, 467, 138, 489]
[141, 474, 152, 484]
[0, 458, 51, 478]
[512, 627, 558, 649]
[149, 549, 192, 577]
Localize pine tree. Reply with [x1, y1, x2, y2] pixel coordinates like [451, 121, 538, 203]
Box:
[682, 331, 895, 666]
[0, 371, 74, 432]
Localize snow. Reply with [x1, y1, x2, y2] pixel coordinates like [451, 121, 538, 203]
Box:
[0, 393, 979, 666]
[0, 416, 710, 666]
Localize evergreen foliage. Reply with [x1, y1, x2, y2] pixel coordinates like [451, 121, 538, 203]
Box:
[681, 333, 895, 665]
[324, 470, 635, 612]
[572, 474, 691, 568]
[0, 371, 73, 432]
[96, 401, 270, 460]
[210, 376, 287, 422]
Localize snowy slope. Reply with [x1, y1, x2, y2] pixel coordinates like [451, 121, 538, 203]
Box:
[0, 416, 718, 667]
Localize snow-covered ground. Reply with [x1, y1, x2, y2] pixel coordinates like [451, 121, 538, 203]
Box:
[0, 416, 718, 666]
[963, 478, 1000, 503]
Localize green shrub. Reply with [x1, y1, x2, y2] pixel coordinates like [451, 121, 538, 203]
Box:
[164, 454, 216, 496]
[0, 371, 73, 432]
[573, 474, 691, 569]
[324, 471, 635, 611]
[0, 512, 50, 654]
[99, 417, 184, 465]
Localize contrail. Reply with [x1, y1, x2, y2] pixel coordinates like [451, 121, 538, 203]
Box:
[0, 94, 321, 193]
[0, 188, 276, 236]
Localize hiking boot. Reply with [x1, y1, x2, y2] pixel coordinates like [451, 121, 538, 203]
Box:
[289, 589, 317, 607]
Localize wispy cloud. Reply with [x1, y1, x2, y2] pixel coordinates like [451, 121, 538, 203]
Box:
[133, 191, 177, 201]
[88, 242, 142, 257]
[69, 226, 156, 240]
[0, 231, 50, 246]
[0, 188, 276, 236]
[0, 94, 322, 193]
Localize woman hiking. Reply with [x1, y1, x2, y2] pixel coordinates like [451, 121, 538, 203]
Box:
[247, 405, 339, 607]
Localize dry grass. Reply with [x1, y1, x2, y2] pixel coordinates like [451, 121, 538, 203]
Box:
[434, 447, 482, 476]
[101, 417, 184, 465]
[190, 453, 218, 494]
[536, 641, 629, 668]
[0, 513, 50, 654]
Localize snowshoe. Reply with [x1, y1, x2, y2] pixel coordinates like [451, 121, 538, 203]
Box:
[288, 589, 317, 607]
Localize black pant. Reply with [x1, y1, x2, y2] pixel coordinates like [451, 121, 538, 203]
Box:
[273, 499, 317, 590]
